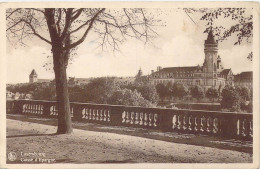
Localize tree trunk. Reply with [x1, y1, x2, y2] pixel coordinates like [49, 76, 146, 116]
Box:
[53, 47, 73, 134]
[44, 9, 73, 134]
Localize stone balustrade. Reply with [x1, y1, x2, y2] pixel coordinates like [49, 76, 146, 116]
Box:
[6, 100, 253, 140]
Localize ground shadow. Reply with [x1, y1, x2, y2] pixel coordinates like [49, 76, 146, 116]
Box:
[7, 114, 253, 154]
[7, 133, 58, 138]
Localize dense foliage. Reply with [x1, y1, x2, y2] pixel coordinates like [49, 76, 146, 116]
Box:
[190, 85, 205, 100]
[7, 77, 158, 108]
[205, 87, 219, 100]
[221, 85, 252, 113]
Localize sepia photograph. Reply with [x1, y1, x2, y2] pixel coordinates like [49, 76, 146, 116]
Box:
[1, 1, 259, 168]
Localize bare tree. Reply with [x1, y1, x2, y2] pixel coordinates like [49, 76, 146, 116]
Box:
[6, 8, 160, 134]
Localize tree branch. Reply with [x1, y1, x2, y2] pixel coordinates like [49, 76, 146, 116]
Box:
[22, 19, 51, 44]
[65, 8, 105, 50]
[60, 8, 73, 40]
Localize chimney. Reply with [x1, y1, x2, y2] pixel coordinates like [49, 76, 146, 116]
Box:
[157, 66, 162, 71]
[151, 70, 154, 74]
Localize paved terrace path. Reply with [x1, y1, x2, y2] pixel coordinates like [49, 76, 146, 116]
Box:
[7, 118, 252, 163]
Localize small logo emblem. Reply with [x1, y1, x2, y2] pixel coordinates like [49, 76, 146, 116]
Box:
[8, 152, 17, 161]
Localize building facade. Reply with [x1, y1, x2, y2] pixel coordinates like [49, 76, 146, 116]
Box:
[149, 30, 234, 92]
[234, 71, 253, 89]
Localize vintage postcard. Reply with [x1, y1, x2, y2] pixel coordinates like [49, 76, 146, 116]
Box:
[0, 1, 259, 169]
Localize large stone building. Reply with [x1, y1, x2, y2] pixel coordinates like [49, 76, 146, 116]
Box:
[149, 30, 234, 92]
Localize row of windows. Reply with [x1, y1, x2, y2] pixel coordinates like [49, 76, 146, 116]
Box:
[153, 79, 226, 87]
[152, 73, 224, 79]
[152, 73, 194, 78]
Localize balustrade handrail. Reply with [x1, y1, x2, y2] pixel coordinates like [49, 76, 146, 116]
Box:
[8, 99, 252, 116]
[6, 99, 253, 140]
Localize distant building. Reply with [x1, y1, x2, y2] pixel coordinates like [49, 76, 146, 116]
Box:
[29, 69, 52, 83]
[115, 77, 136, 85]
[234, 71, 253, 89]
[68, 77, 92, 86]
[149, 30, 234, 92]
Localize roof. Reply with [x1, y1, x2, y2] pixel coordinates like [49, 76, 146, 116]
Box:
[154, 66, 199, 74]
[68, 77, 92, 84]
[30, 69, 37, 76]
[220, 69, 232, 76]
[205, 30, 217, 44]
[234, 71, 253, 81]
[239, 71, 253, 78]
[37, 79, 52, 83]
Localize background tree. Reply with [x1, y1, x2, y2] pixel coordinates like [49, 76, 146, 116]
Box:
[190, 85, 205, 100]
[122, 82, 159, 105]
[171, 83, 188, 99]
[6, 8, 160, 134]
[84, 77, 120, 104]
[108, 89, 154, 107]
[235, 86, 250, 101]
[155, 83, 170, 101]
[221, 85, 241, 112]
[206, 87, 219, 101]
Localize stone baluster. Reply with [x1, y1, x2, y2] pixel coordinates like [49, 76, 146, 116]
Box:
[177, 115, 183, 130]
[153, 113, 158, 127]
[201, 116, 207, 132]
[89, 109, 92, 120]
[241, 119, 246, 137]
[50, 106, 54, 116]
[213, 118, 219, 134]
[33, 105, 36, 114]
[34, 105, 36, 114]
[103, 110, 107, 121]
[144, 113, 148, 126]
[172, 114, 177, 130]
[93, 109, 96, 120]
[96, 110, 99, 121]
[40, 105, 43, 115]
[107, 110, 111, 122]
[125, 112, 130, 124]
[139, 113, 143, 125]
[22, 104, 26, 114]
[82, 108, 86, 119]
[27, 104, 30, 113]
[99, 110, 103, 121]
[183, 115, 188, 131]
[188, 115, 195, 131]
[149, 113, 153, 126]
[86, 108, 89, 120]
[122, 111, 126, 123]
[135, 112, 139, 125]
[249, 120, 253, 138]
[195, 116, 201, 132]
[130, 112, 135, 124]
[206, 117, 213, 133]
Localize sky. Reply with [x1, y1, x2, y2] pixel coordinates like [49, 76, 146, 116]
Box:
[6, 8, 253, 84]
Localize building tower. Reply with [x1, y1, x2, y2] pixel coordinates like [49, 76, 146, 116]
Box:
[29, 69, 38, 83]
[136, 67, 143, 78]
[203, 30, 218, 77]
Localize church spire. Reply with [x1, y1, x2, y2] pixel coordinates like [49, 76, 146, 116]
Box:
[205, 29, 217, 44]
